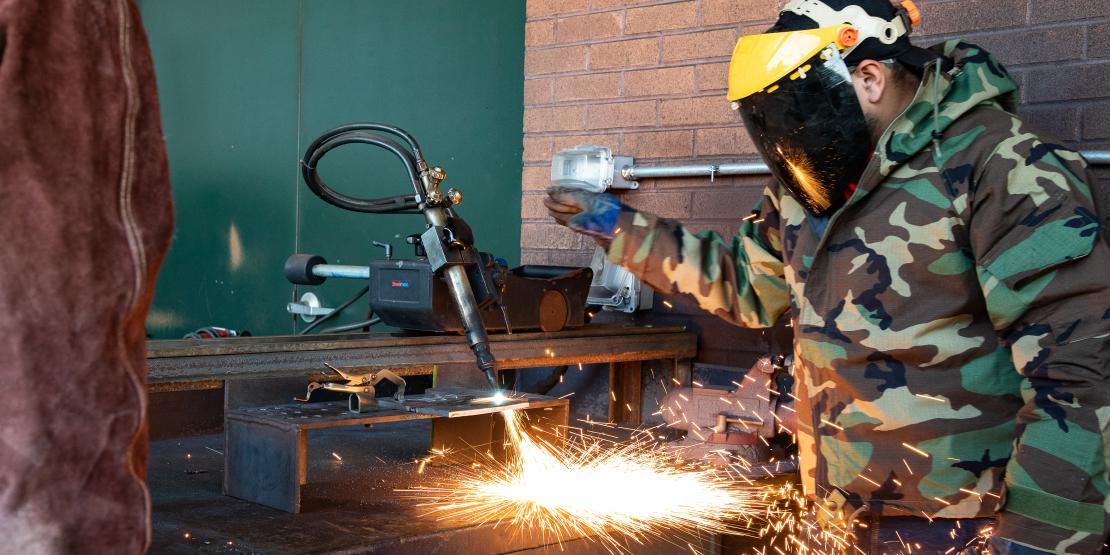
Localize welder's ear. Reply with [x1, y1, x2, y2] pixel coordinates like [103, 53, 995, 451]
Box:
[850, 59, 887, 105]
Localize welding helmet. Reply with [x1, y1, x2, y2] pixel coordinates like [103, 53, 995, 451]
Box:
[728, 0, 930, 215]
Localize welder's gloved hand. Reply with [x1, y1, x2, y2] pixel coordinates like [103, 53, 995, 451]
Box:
[544, 186, 624, 246]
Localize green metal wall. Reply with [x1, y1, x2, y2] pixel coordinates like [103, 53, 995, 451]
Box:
[138, 1, 525, 338]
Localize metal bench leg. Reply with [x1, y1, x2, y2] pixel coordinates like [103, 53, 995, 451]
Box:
[224, 417, 306, 513]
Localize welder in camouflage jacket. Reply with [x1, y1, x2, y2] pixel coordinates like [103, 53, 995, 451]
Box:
[545, 1, 1109, 553]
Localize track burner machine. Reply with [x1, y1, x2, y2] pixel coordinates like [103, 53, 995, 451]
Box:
[286, 123, 592, 387]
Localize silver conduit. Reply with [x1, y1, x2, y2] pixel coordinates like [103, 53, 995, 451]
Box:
[622, 150, 1110, 181]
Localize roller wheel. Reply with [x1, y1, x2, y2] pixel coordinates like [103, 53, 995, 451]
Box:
[285, 254, 327, 285]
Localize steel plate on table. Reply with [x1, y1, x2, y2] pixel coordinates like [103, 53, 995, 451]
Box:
[382, 387, 531, 418]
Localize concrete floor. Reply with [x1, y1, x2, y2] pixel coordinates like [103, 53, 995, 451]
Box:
[149, 420, 732, 554]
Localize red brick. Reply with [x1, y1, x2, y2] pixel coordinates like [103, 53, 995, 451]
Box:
[521, 192, 551, 219]
[521, 223, 584, 249]
[589, 38, 659, 69]
[526, 20, 555, 47]
[701, 0, 781, 26]
[622, 191, 692, 218]
[523, 137, 554, 162]
[522, 165, 552, 191]
[525, 45, 589, 75]
[1025, 62, 1110, 102]
[695, 62, 730, 91]
[589, 0, 656, 8]
[622, 130, 695, 158]
[521, 249, 595, 266]
[918, 0, 1025, 37]
[661, 28, 738, 62]
[660, 95, 735, 126]
[556, 12, 623, 43]
[525, 105, 588, 133]
[692, 189, 763, 219]
[555, 73, 623, 102]
[524, 78, 555, 105]
[553, 133, 620, 151]
[695, 126, 755, 156]
[648, 176, 705, 189]
[624, 66, 696, 97]
[527, 0, 589, 18]
[1082, 102, 1110, 140]
[1089, 22, 1110, 58]
[1029, 0, 1110, 24]
[587, 100, 658, 129]
[968, 27, 1084, 66]
[625, 2, 697, 34]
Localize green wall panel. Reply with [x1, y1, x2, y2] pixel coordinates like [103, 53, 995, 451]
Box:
[139, 0, 301, 338]
[139, 1, 525, 338]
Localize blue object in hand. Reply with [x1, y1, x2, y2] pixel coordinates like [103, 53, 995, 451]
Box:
[545, 186, 624, 241]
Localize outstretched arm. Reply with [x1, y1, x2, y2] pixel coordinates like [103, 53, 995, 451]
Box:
[546, 186, 791, 328]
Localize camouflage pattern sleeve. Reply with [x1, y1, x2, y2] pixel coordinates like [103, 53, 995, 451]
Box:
[606, 185, 790, 328]
[969, 138, 1110, 553]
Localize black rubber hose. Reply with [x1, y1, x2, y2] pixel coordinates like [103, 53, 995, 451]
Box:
[303, 123, 426, 167]
[301, 132, 423, 213]
[302, 125, 425, 194]
[320, 316, 382, 334]
[297, 285, 369, 335]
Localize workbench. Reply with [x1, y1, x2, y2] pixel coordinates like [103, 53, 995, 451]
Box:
[147, 325, 709, 553]
[147, 324, 697, 424]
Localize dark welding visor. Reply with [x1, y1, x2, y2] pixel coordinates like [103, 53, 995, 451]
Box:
[735, 46, 872, 216]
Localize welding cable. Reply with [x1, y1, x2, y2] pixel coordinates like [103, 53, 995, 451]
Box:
[302, 124, 424, 194]
[319, 316, 383, 334]
[297, 285, 369, 335]
[301, 131, 423, 213]
[305, 123, 426, 167]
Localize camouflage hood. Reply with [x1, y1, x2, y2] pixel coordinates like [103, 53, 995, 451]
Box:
[609, 40, 1110, 553]
[878, 41, 1019, 177]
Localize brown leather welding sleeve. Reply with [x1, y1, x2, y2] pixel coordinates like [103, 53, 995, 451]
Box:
[0, 0, 174, 552]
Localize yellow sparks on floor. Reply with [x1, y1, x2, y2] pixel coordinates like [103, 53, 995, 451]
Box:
[402, 410, 763, 553]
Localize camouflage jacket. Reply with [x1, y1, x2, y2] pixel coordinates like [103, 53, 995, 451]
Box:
[608, 42, 1109, 553]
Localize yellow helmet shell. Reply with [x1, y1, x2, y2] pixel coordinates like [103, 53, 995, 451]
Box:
[727, 25, 852, 102]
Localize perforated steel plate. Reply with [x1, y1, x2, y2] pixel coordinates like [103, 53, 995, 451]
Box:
[382, 387, 531, 418]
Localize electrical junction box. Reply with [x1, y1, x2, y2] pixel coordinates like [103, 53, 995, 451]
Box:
[550, 145, 637, 192]
[587, 247, 652, 313]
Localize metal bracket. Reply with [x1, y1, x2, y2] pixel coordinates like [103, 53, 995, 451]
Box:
[286, 292, 334, 323]
[611, 155, 639, 189]
[294, 363, 407, 413]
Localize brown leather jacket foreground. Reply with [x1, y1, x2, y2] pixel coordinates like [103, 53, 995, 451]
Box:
[0, 0, 173, 552]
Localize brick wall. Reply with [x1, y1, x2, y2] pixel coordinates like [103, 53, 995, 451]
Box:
[519, 0, 1110, 367]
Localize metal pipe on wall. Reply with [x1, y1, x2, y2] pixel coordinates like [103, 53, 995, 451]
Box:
[622, 150, 1110, 181]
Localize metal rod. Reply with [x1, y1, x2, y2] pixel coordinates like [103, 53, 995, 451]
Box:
[1085, 150, 1110, 166]
[622, 150, 1110, 181]
[623, 161, 769, 180]
[311, 264, 371, 280]
[423, 204, 499, 389]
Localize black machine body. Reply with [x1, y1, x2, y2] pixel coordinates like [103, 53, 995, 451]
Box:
[369, 256, 591, 334]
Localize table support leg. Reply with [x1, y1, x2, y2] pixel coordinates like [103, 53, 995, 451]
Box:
[608, 361, 642, 425]
[224, 418, 305, 513]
